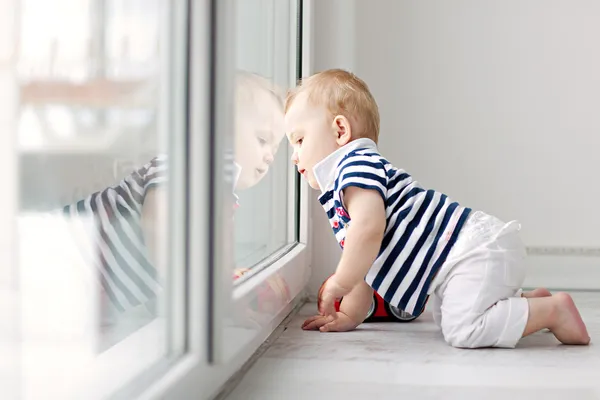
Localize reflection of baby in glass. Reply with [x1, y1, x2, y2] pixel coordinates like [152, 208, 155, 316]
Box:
[62, 71, 285, 313]
[234, 72, 285, 191]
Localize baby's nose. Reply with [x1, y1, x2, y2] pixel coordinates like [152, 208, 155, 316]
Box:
[291, 151, 299, 164]
[264, 151, 274, 165]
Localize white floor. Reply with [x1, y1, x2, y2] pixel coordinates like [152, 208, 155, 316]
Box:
[225, 292, 600, 400]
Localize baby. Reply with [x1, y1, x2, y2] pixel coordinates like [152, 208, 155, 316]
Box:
[286, 69, 590, 348]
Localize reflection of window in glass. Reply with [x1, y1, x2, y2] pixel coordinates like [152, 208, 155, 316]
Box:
[14, 0, 184, 397]
[17, 0, 159, 160]
[105, 0, 160, 79]
[232, 0, 294, 278]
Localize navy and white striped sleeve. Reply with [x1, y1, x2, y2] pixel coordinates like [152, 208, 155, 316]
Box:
[334, 153, 388, 200]
[140, 156, 168, 193]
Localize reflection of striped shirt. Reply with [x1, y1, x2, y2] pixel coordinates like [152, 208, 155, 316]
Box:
[62, 157, 167, 312]
[314, 139, 471, 317]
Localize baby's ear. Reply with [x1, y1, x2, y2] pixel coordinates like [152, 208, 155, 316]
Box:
[333, 115, 352, 145]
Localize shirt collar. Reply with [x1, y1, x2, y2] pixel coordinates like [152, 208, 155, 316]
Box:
[233, 162, 242, 189]
[313, 138, 378, 194]
[231, 162, 242, 204]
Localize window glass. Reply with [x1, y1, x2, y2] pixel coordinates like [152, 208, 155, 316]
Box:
[232, 0, 294, 278]
[13, 0, 186, 397]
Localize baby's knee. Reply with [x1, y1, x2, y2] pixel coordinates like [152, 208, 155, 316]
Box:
[441, 317, 487, 349]
[441, 309, 523, 349]
[442, 326, 476, 349]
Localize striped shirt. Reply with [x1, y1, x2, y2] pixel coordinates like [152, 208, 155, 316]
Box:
[314, 139, 471, 317]
[61, 157, 167, 312]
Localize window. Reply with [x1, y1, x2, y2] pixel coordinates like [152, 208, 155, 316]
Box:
[208, 0, 309, 369]
[8, 0, 189, 398]
[3, 0, 311, 398]
[232, 0, 297, 275]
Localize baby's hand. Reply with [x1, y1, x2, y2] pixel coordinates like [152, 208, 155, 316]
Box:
[318, 275, 352, 319]
[301, 312, 358, 332]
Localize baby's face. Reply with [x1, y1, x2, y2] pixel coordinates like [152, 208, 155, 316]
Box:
[285, 93, 340, 190]
[235, 93, 285, 190]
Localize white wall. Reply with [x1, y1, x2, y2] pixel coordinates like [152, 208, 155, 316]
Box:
[308, 0, 600, 296]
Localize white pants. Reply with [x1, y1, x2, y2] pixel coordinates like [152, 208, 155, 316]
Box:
[429, 211, 529, 349]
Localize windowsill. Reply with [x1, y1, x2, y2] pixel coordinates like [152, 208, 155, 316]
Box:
[226, 242, 309, 360]
[233, 242, 298, 289]
[233, 242, 305, 300]
[234, 237, 291, 268]
[135, 241, 311, 400]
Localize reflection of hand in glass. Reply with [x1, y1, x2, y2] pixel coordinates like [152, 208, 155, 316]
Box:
[233, 72, 285, 191]
[233, 267, 291, 325]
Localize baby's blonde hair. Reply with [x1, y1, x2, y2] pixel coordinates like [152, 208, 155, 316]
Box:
[236, 71, 285, 114]
[285, 69, 380, 143]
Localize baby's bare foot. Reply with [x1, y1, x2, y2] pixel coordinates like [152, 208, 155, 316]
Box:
[550, 292, 590, 345]
[522, 288, 552, 298]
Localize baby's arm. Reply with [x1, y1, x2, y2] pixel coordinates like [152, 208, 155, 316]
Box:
[333, 186, 386, 291]
[318, 185, 386, 318]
